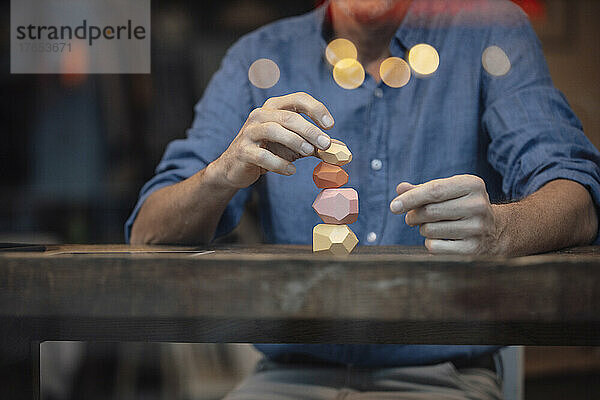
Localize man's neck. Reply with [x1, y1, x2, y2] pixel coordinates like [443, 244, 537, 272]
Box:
[329, 1, 411, 66]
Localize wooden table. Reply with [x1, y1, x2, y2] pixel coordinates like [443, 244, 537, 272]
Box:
[1, 244, 599, 399]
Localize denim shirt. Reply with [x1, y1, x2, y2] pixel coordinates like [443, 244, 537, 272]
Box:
[126, 0, 600, 366]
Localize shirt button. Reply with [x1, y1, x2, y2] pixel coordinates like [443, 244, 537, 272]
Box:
[367, 232, 377, 243]
[374, 88, 383, 98]
[370, 159, 383, 171]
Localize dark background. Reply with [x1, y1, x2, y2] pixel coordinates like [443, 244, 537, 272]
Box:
[0, 0, 317, 245]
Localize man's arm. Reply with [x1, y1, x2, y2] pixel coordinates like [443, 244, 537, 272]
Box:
[493, 179, 598, 255]
[130, 163, 237, 245]
[390, 176, 598, 256]
[130, 92, 335, 245]
[392, 6, 596, 255]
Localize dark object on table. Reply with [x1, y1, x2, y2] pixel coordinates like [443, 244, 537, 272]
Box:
[0, 243, 46, 252]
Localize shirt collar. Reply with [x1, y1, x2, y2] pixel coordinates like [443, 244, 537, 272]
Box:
[394, 1, 426, 51]
[313, 0, 426, 58]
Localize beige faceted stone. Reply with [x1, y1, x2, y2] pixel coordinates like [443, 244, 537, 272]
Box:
[313, 224, 359, 255]
[317, 139, 352, 166]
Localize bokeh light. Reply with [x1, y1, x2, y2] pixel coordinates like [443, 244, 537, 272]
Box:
[333, 58, 365, 90]
[325, 38, 358, 66]
[380, 57, 411, 88]
[482, 46, 511, 77]
[248, 58, 280, 89]
[408, 43, 440, 77]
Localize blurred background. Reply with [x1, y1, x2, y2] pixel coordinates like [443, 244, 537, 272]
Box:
[1, 0, 599, 399]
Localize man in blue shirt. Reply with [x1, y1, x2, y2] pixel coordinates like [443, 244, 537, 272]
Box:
[127, 0, 600, 398]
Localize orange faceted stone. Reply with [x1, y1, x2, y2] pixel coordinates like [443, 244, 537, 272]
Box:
[312, 162, 349, 188]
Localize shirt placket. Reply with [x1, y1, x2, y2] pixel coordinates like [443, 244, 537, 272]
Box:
[363, 79, 389, 245]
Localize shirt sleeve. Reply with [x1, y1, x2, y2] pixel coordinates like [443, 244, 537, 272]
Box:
[124, 40, 255, 243]
[481, 5, 600, 243]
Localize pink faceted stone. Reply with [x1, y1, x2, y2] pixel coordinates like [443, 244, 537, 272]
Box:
[312, 188, 359, 225]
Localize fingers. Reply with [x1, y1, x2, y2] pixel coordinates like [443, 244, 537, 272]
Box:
[424, 238, 480, 254]
[241, 146, 295, 176]
[250, 109, 331, 150]
[226, 93, 334, 187]
[389, 176, 495, 255]
[404, 196, 487, 225]
[238, 97, 332, 178]
[390, 175, 485, 214]
[419, 219, 485, 240]
[252, 122, 315, 156]
[396, 182, 417, 195]
[263, 92, 335, 130]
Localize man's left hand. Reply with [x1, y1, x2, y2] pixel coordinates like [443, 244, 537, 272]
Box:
[389, 175, 503, 254]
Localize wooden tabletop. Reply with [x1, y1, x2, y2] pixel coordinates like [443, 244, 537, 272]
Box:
[1, 244, 599, 344]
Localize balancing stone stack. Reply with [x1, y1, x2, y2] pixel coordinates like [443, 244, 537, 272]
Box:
[312, 139, 359, 255]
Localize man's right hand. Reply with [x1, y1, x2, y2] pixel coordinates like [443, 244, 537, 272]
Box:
[210, 92, 335, 189]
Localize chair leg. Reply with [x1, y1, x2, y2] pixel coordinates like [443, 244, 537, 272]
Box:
[498, 346, 524, 400]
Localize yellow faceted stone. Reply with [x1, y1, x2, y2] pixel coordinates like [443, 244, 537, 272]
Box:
[313, 224, 359, 255]
[317, 139, 352, 166]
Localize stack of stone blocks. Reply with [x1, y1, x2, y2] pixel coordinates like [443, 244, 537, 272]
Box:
[312, 139, 359, 255]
